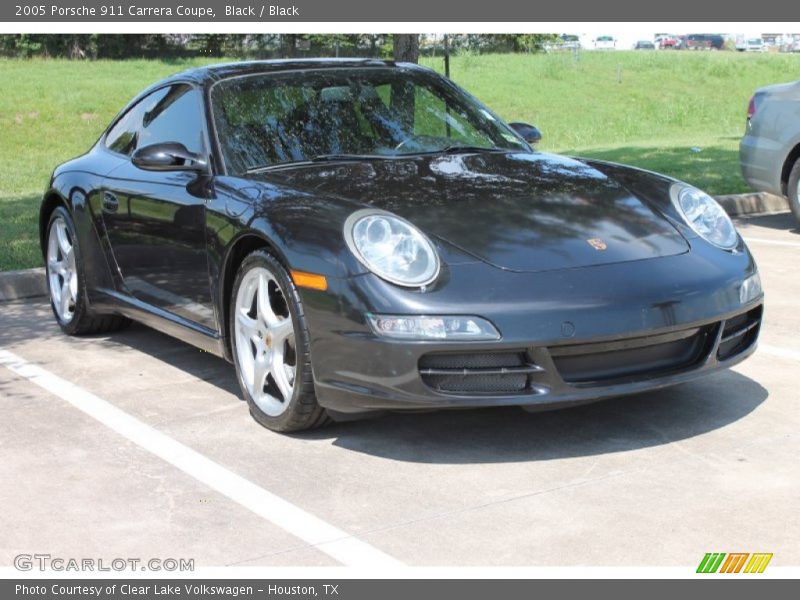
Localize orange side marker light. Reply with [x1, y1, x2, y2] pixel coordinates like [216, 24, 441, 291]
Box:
[291, 270, 328, 291]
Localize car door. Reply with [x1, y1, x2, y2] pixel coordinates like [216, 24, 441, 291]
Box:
[99, 84, 217, 331]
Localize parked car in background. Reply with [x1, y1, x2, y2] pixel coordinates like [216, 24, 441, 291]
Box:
[740, 80, 800, 223]
[777, 36, 800, 52]
[560, 34, 581, 50]
[685, 34, 725, 50]
[744, 38, 767, 52]
[593, 36, 616, 50]
[656, 35, 681, 49]
[634, 40, 655, 50]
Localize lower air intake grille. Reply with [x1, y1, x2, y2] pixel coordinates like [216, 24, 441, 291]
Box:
[717, 306, 762, 361]
[419, 351, 540, 394]
[550, 325, 716, 385]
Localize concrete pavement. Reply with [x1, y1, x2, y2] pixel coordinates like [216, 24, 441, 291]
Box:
[0, 212, 798, 568]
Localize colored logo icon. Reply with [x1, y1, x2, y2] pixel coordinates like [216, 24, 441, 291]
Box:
[697, 552, 773, 573]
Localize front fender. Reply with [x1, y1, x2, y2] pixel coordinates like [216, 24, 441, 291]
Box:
[580, 157, 753, 257]
[207, 177, 372, 359]
[577, 157, 706, 241]
[209, 176, 369, 281]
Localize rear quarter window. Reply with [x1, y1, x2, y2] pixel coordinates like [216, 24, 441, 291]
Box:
[104, 84, 203, 156]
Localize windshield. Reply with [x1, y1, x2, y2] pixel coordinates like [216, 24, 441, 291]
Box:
[210, 67, 529, 175]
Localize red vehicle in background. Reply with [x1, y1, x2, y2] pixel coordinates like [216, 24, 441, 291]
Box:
[656, 35, 681, 49]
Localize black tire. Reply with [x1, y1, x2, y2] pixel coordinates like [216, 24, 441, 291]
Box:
[787, 159, 800, 223]
[229, 249, 329, 432]
[45, 206, 130, 336]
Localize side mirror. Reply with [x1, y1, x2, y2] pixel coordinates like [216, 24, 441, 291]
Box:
[509, 122, 542, 145]
[132, 142, 207, 172]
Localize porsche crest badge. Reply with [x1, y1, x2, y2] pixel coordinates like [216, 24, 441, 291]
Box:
[586, 238, 608, 251]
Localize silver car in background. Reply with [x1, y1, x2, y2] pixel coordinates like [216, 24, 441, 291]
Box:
[740, 80, 800, 223]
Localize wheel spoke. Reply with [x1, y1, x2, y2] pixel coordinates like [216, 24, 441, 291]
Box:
[51, 276, 62, 306]
[56, 221, 72, 257]
[252, 353, 270, 396]
[270, 347, 293, 402]
[69, 271, 78, 299]
[59, 280, 72, 317]
[48, 258, 66, 277]
[284, 364, 296, 386]
[236, 309, 259, 339]
[47, 232, 59, 262]
[65, 246, 76, 270]
[270, 317, 293, 346]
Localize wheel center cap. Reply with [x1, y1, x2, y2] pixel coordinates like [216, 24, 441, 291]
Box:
[264, 332, 272, 348]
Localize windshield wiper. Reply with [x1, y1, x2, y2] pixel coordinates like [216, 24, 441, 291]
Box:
[310, 153, 394, 162]
[397, 144, 512, 157]
[246, 154, 392, 174]
[439, 144, 510, 154]
[245, 147, 512, 174]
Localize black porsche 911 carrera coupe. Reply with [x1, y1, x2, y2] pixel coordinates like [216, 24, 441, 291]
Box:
[41, 59, 763, 432]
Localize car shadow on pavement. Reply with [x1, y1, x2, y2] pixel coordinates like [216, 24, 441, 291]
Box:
[0, 300, 768, 464]
[300, 370, 767, 463]
[102, 322, 243, 397]
[0, 302, 242, 397]
[734, 212, 799, 234]
[101, 318, 767, 463]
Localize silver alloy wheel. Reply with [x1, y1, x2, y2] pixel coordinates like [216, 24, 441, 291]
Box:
[47, 217, 78, 323]
[234, 267, 297, 416]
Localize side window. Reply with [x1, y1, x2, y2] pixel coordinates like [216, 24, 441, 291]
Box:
[138, 85, 205, 155]
[104, 85, 204, 156]
[105, 98, 149, 155]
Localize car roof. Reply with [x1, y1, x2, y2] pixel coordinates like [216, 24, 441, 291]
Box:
[161, 58, 415, 87]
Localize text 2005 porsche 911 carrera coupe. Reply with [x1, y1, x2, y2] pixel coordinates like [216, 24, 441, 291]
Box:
[41, 59, 763, 432]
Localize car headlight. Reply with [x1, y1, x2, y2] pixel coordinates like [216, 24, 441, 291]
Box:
[344, 209, 440, 287]
[671, 184, 739, 250]
[740, 272, 762, 304]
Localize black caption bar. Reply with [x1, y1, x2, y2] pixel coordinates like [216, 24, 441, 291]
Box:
[2, 0, 795, 22]
[2, 579, 788, 600]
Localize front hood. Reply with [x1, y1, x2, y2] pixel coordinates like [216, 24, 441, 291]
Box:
[256, 151, 689, 273]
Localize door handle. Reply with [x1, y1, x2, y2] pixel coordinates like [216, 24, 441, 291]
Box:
[103, 191, 119, 213]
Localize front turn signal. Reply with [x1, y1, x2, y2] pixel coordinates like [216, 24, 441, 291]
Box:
[291, 270, 328, 291]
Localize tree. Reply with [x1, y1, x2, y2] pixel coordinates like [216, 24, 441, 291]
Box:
[393, 34, 420, 63]
[191, 34, 234, 57]
[282, 34, 299, 58]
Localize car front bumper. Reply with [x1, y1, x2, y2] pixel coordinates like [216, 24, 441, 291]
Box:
[300, 245, 763, 415]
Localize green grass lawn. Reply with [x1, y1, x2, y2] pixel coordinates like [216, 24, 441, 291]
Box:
[2, 51, 799, 270]
[423, 51, 800, 197]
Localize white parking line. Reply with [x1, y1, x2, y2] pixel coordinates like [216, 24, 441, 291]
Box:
[743, 236, 800, 249]
[0, 348, 402, 568]
[759, 344, 800, 362]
